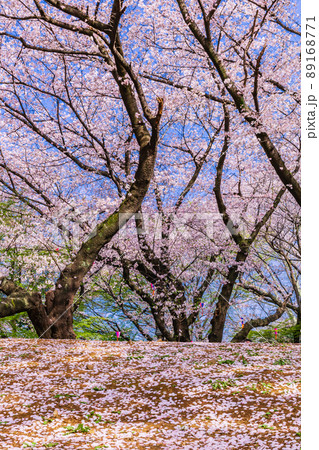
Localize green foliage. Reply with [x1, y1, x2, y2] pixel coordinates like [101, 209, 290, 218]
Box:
[246, 384, 257, 391]
[240, 355, 248, 366]
[54, 393, 77, 399]
[217, 357, 235, 365]
[0, 200, 69, 339]
[0, 201, 63, 294]
[258, 424, 274, 430]
[259, 382, 273, 393]
[127, 354, 144, 360]
[246, 349, 259, 356]
[247, 320, 300, 343]
[86, 411, 103, 423]
[263, 409, 278, 419]
[72, 268, 156, 341]
[0, 312, 37, 339]
[42, 417, 54, 425]
[73, 315, 122, 341]
[72, 270, 148, 341]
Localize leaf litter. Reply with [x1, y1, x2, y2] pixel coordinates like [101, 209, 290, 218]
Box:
[0, 339, 300, 449]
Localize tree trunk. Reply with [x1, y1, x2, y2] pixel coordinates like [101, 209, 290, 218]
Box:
[231, 302, 288, 343]
[172, 312, 191, 342]
[0, 3, 164, 339]
[208, 251, 247, 342]
[207, 284, 234, 342]
[27, 296, 53, 339]
[0, 280, 74, 339]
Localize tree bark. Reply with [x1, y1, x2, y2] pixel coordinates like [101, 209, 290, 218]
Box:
[206, 107, 286, 342]
[293, 310, 301, 343]
[0, 124, 161, 339]
[0, 279, 52, 338]
[172, 312, 191, 342]
[208, 250, 248, 342]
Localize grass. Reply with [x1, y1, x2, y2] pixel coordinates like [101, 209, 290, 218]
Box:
[274, 358, 291, 365]
[86, 411, 103, 423]
[205, 379, 237, 390]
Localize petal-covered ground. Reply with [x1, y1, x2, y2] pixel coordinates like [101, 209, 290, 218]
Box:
[0, 339, 300, 449]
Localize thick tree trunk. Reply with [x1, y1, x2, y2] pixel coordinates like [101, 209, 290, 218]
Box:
[0, 123, 160, 339]
[151, 306, 174, 341]
[207, 285, 234, 343]
[208, 298, 230, 342]
[208, 251, 247, 342]
[293, 311, 301, 343]
[27, 298, 53, 339]
[151, 302, 191, 342]
[28, 304, 75, 339]
[0, 92, 161, 338]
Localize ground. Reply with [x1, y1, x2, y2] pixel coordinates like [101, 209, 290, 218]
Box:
[0, 339, 300, 449]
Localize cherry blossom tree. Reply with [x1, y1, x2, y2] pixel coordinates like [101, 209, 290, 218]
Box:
[137, 0, 300, 341]
[82, 97, 291, 342]
[0, 0, 163, 338]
